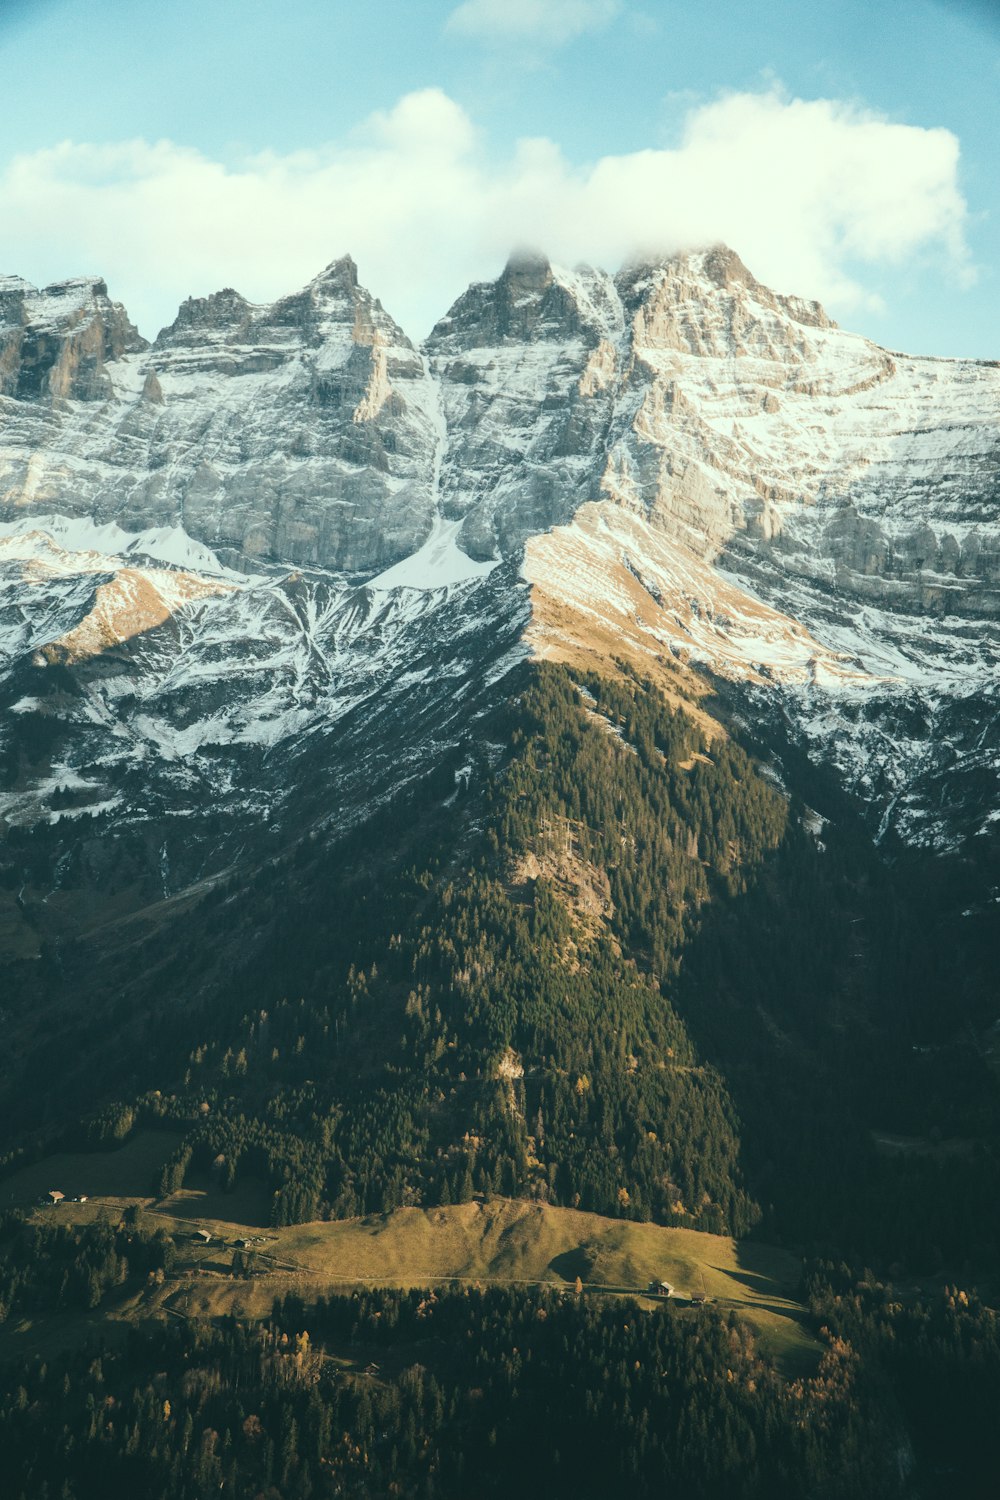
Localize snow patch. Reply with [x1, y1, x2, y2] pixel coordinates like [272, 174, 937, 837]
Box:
[367, 517, 498, 592]
[0, 514, 244, 580]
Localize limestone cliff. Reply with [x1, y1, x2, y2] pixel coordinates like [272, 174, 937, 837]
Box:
[0, 245, 997, 854]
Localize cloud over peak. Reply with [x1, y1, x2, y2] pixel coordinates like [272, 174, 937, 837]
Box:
[0, 85, 970, 343]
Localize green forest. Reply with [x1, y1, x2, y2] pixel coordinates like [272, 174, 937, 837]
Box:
[2, 1276, 998, 1499]
[84, 661, 999, 1267]
[2, 660, 999, 1497]
[116, 664, 791, 1232]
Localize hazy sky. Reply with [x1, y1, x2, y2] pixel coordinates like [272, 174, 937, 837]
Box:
[1, 0, 997, 354]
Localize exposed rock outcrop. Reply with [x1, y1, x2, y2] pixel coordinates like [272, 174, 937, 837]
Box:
[0, 258, 440, 572]
[0, 275, 147, 402]
[0, 244, 997, 852]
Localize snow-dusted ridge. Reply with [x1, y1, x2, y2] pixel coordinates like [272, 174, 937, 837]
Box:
[0, 244, 997, 856]
[0, 502, 526, 905]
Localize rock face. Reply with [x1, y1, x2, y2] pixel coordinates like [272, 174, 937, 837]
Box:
[0, 276, 147, 402]
[0, 258, 441, 572]
[0, 245, 998, 863]
[428, 252, 624, 560]
[3, 246, 997, 598]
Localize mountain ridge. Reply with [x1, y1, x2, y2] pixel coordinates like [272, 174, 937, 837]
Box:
[1, 243, 996, 856]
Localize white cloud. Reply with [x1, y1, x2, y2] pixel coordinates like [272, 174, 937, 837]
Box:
[0, 86, 970, 343]
[446, 0, 620, 46]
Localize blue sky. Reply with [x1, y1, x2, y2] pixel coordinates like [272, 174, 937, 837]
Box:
[1, 0, 997, 354]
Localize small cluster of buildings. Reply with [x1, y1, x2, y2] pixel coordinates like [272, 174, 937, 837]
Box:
[646, 1279, 709, 1305]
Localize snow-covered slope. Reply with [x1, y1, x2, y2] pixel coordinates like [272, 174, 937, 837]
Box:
[0, 245, 997, 868]
[0, 512, 525, 878]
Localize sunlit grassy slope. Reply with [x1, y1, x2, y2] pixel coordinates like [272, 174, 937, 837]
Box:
[2, 1136, 816, 1375]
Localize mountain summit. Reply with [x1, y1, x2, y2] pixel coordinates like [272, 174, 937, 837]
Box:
[0, 246, 996, 859]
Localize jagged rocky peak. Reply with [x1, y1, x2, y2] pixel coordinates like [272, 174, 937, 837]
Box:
[149, 283, 284, 379]
[697, 243, 835, 330]
[425, 251, 626, 565]
[0, 272, 147, 401]
[0, 255, 441, 572]
[261, 255, 410, 346]
[496, 249, 568, 339]
[616, 244, 836, 361]
[149, 259, 418, 384]
[315, 252, 360, 294]
[155, 286, 255, 343]
[306, 253, 386, 322]
[428, 249, 619, 352]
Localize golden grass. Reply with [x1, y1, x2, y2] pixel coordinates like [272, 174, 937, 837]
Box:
[140, 1196, 816, 1374]
[527, 587, 721, 741]
[6, 1156, 818, 1376]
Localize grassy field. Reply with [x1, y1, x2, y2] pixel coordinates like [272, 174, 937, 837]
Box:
[1, 1141, 818, 1376]
[73, 1196, 814, 1372]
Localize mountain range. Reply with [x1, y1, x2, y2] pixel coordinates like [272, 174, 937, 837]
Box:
[2, 245, 997, 878]
[1, 244, 1000, 1498]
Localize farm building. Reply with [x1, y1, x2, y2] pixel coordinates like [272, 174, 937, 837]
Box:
[646, 1279, 674, 1298]
[194, 1229, 212, 1244]
[47, 1190, 65, 1205]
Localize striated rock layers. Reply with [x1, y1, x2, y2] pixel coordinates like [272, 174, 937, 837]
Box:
[0, 245, 998, 857]
[2, 246, 997, 603]
[0, 258, 439, 573]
